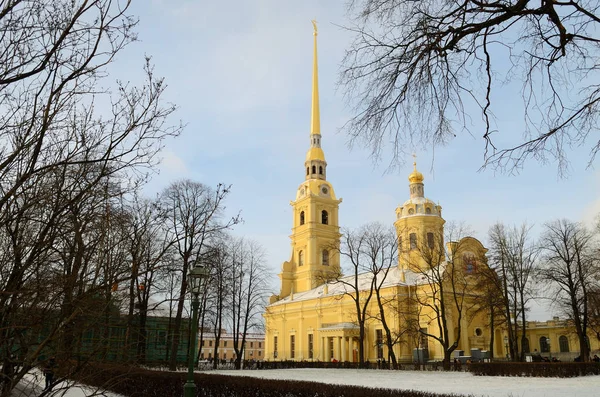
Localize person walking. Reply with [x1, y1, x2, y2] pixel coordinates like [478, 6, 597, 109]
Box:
[43, 357, 56, 391]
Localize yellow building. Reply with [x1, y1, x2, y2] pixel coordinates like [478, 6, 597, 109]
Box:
[263, 24, 494, 363]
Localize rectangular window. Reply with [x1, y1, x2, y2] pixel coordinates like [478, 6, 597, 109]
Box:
[201, 340, 205, 347]
[224, 340, 227, 347]
[156, 331, 166, 347]
[376, 329, 384, 359]
[410, 233, 417, 249]
[427, 232, 434, 249]
[259, 342, 262, 348]
[308, 334, 314, 359]
[250, 342, 253, 348]
[274, 336, 278, 358]
[258, 351, 262, 356]
[290, 335, 295, 359]
[200, 352, 204, 359]
[322, 250, 329, 266]
[223, 353, 227, 359]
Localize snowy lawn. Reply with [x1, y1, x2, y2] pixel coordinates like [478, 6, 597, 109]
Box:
[204, 368, 600, 397]
[10, 369, 124, 397]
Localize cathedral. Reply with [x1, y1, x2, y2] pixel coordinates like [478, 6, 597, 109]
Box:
[263, 24, 494, 363]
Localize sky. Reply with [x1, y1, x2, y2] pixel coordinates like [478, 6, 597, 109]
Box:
[106, 1, 600, 320]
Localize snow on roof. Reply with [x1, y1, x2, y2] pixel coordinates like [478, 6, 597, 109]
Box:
[269, 264, 447, 307]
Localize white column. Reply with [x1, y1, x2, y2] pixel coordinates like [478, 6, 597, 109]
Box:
[341, 336, 347, 362]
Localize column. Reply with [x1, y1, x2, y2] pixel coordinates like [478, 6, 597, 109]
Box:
[337, 336, 342, 361]
[319, 335, 324, 361]
[341, 336, 346, 362]
[348, 337, 354, 362]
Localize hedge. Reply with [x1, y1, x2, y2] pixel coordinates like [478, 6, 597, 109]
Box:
[65, 362, 474, 397]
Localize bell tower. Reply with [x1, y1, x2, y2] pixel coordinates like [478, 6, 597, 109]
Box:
[278, 21, 342, 298]
[394, 158, 445, 274]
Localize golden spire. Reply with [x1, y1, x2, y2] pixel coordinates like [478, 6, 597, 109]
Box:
[310, 20, 320, 136]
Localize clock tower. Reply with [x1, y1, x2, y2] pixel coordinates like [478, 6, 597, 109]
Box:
[277, 21, 342, 298]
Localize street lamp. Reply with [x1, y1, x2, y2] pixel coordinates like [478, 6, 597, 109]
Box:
[183, 264, 209, 397]
[504, 336, 509, 360]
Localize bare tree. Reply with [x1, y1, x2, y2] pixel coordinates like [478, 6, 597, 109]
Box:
[160, 181, 240, 370]
[488, 223, 538, 361]
[538, 219, 598, 361]
[407, 222, 481, 369]
[326, 224, 388, 367]
[341, 1, 600, 173]
[0, 1, 180, 393]
[229, 237, 269, 370]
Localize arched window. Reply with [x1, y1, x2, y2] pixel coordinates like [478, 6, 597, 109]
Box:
[319, 166, 323, 174]
[427, 232, 434, 249]
[321, 210, 328, 225]
[306, 167, 309, 175]
[300, 211, 305, 225]
[298, 250, 304, 266]
[559, 335, 569, 352]
[540, 336, 550, 353]
[463, 253, 476, 274]
[322, 250, 329, 266]
[522, 338, 530, 353]
[409, 233, 417, 249]
[426, 207, 432, 214]
[312, 165, 316, 174]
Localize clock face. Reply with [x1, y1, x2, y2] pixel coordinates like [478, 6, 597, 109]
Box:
[321, 186, 328, 194]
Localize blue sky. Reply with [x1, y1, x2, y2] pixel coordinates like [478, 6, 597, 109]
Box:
[113, 1, 599, 319]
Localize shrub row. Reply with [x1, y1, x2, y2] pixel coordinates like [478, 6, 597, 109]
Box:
[67, 362, 474, 397]
[469, 362, 600, 377]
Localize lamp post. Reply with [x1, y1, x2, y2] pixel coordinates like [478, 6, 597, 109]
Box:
[183, 264, 209, 397]
[504, 336, 509, 360]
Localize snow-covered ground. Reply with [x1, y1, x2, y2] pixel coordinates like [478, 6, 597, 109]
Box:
[205, 368, 599, 397]
[10, 369, 124, 397]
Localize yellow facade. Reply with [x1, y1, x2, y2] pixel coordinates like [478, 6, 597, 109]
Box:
[263, 24, 494, 363]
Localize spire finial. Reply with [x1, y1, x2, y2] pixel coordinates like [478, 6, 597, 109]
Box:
[310, 20, 320, 136]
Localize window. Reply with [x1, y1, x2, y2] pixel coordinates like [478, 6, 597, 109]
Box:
[408, 208, 414, 215]
[559, 336, 569, 352]
[419, 328, 429, 351]
[321, 210, 328, 225]
[308, 334, 314, 359]
[250, 342, 254, 348]
[259, 342, 262, 348]
[322, 250, 329, 266]
[209, 340, 213, 347]
[409, 233, 417, 249]
[201, 340, 205, 347]
[300, 211, 305, 225]
[306, 167, 309, 175]
[208, 353, 212, 359]
[224, 341, 227, 347]
[427, 232, 434, 249]
[376, 329, 384, 359]
[463, 253, 476, 274]
[290, 335, 295, 359]
[274, 336, 278, 358]
[426, 207, 432, 214]
[312, 165, 316, 174]
[298, 250, 304, 266]
[156, 331, 166, 347]
[258, 351, 262, 356]
[200, 352, 204, 359]
[475, 328, 482, 337]
[540, 336, 550, 353]
[223, 353, 227, 359]
[319, 166, 323, 174]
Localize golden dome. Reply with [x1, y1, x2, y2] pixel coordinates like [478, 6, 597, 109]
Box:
[408, 161, 424, 184]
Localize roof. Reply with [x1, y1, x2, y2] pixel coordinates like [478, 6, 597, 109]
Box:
[269, 264, 446, 307]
